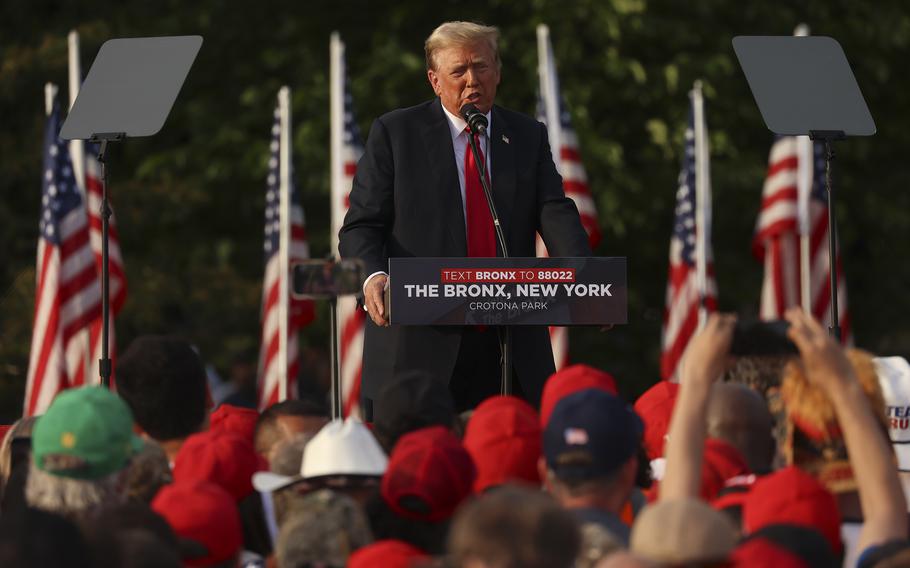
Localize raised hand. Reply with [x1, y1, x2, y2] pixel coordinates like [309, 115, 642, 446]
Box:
[784, 307, 854, 390]
[679, 313, 737, 386]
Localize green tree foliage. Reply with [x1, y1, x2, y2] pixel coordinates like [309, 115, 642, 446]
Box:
[2, 0, 908, 420]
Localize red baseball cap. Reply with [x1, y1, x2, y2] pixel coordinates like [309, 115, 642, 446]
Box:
[731, 537, 809, 568]
[348, 539, 427, 568]
[633, 381, 679, 460]
[711, 473, 757, 515]
[463, 396, 541, 493]
[173, 429, 264, 502]
[381, 426, 476, 522]
[700, 439, 750, 501]
[152, 480, 242, 567]
[209, 404, 258, 445]
[540, 364, 618, 426]
[742, 466, 842, 553]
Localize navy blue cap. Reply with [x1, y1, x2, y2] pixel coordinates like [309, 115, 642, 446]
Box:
[543, 388, 644, 481]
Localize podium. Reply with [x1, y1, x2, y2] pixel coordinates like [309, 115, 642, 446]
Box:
[388, 257, 627, 327]
[293, 256, 626, 418]
[388, 256, 627, 398]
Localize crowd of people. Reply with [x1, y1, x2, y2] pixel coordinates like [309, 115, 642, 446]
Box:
[1, 309, 909, 567]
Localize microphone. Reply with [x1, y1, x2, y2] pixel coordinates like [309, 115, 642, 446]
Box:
[460, 103, 488, 135]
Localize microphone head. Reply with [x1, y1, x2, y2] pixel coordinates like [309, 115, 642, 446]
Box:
[459, 103, 488, 134]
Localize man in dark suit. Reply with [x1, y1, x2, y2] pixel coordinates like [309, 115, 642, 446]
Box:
[339, 21, 592, 414]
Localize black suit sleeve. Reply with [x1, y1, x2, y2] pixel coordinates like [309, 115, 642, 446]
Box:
[338, 118, 395, 277]
[535, 121, 594, 257]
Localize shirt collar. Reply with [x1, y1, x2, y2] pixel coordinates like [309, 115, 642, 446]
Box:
[441, 103, 492, 142]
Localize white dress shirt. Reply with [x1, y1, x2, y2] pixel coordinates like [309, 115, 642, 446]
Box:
[441, 104, 493, 224]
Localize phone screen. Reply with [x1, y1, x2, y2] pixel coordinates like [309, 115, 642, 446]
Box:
[291, 259, 364, 298]
[729, 320, 798, 356]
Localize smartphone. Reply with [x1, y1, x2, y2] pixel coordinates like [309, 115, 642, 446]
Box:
[729, 320, 798, 356]
[291, 259, 364, 299]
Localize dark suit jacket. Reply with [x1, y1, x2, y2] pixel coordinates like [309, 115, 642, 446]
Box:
[339, 98, 592, 407]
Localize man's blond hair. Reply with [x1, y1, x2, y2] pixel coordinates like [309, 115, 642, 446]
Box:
[425, 21, 500, 71]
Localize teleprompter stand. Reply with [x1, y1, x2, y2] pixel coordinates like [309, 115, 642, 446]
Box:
[733, 35, 875, 339]
[61, 36, 203, 387]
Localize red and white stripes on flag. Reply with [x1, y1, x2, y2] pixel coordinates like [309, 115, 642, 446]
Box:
[753, 135, 850, 341]
[660, 83, 718, 380]
[25, 88, 102, 416]
[535, 24, 602, 370]
[330, 33, 366, 417]
[258, 88, 315, 409]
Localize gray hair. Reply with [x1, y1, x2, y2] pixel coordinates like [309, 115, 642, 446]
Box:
[25, 461, 125, 520]
[425, 21, 500, 70]
[275, 489, 372, 567]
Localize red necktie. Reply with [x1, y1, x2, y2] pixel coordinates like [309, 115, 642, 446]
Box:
[464, 131, 497, 257]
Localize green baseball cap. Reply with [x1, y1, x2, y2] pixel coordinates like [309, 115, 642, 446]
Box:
[32, 386, 144, 480]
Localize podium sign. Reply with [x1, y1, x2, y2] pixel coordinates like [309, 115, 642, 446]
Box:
[388, 257, 627, 326]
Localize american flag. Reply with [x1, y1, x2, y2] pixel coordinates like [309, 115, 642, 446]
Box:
[330, 33, 366, 417]
[535, 97, 602, 249]
[25, 97, 102, 415]
[536, 24, 601, 369]
[257, 97, 314, 409]
[660, 91, 717, 380]
[754, 136, 850, 340]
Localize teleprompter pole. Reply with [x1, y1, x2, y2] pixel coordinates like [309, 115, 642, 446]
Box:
[93, 133, 124, 388]
[809, 130, 845, 340]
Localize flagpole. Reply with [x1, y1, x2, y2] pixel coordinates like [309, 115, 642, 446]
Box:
[68, 31, 86, 193]
[796, 134, 812, 313]
[793, 23, 813, 314]
[537, 25, 562, 167]
[328, 33, 344, 419]
[45, 83, 57, 117]
[67, 29, 98, 385]
[537, 24, 575, 370]
[278, 86, 291, 402]
[330, 33, 344, 252]
[692, 81, 711, 330]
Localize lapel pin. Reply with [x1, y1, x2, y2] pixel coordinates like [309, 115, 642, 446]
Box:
[501, 134, 510, 144]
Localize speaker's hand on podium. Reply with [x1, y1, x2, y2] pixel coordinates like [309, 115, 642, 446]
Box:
[364, 274, 390, 327]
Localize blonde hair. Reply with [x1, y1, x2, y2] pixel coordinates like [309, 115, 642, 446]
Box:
[780, 348, 890, 493]
[781, 348, 887, 436]
[425, 21, 500, 70]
